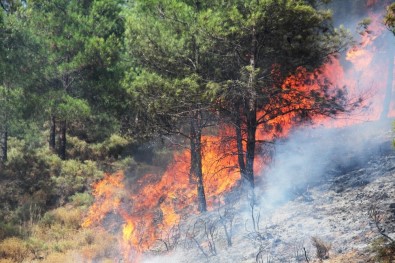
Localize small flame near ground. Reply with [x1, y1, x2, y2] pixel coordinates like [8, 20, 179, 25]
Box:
[82, 7, 394, 262]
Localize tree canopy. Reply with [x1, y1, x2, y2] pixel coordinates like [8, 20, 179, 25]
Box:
[385, 2, 395, 35]
[122, 0, 358, 211]
[0, 0, 386, 261]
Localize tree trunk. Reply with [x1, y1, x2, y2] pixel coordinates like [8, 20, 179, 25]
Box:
[243, 26, 258, 189]
[244, 106, 256, 189]
[2, 126, 7, 162]
[2, 83, 8, 163]
[190, 111, 207, 213]
[189, 4, 207, 212]
[49, 115, 56, 151]
[234, 104, 246, 176]
[59, 120, 67, 160]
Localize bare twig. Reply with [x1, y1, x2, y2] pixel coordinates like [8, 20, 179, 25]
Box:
[303, 247, 310, 263]
[368, 205, 394, 242]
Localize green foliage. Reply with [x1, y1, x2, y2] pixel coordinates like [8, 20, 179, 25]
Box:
[0, 135, 106, 225]
[0, 1, 371, 261]
[69, 192, 94, 207]
[385, 3, 395, 35]
[3, 138, 55, 221]
[124, 0, 221, 139]
[96, 134, 129, 158]
[56, 95, 91, 122]
[26, 237, 48, 260]
[0, 86, 24, 132]
[39, 212, 56, 228]
[14, 201, 44, 225]
[80, 113, 123, 142]
[52, 159, 102, 203]
[66, 136, 93, 161]
[23, 0, 127, 155]
[67, 134, 130, 161]
[0, 222, 21, 241]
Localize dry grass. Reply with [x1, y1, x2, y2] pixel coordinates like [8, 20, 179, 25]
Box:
[0, 237, 29, 263]
[51, 206, 83, 229]
[18, 203, 121, 263]
[325, 250, 371, 263]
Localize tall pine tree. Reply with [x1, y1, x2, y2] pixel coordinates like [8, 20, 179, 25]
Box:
[25, 0, 125, 159]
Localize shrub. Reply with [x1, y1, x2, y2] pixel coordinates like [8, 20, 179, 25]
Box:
[98, 134, 129, 159]
[52, 159, 102, 203]
[370, 237, 395, 263]
[52, 240, 74, 253]
[0, 237, 29, 263]
[83, 230, 95, 245]
[0, 222, 21, 240]
[68, 134, 130, 161]
[69, 192, 94, 207]
[66, 136, 93, 161]
[39, 212, 56, 228]
[113, 156, 137, 173]
[80, 230, 119, 261]
[51, 206, 83, 229]
[311, 236, 331, 261]
[14, 200, 44, 225]
[4, 138, 55, 197]
[47, 223, 70, 242]
[27, 237, 48, 260]
[1, 137, 57, 224]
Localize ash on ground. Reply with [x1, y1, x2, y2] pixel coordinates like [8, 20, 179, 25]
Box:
[143, 122, 395, 263]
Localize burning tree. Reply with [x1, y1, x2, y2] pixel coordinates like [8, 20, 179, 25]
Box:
[84, 0, 390, 256]
[124, 0, 361, 210]
[124, 0, 229, 212]
[203, 0, 358, 189]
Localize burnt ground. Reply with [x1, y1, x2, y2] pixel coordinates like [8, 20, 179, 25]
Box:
[141, 123, 395, 263]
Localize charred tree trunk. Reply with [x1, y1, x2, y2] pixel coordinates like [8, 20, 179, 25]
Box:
[49, 115, 56, 151]
[380, 50, 394, 120]
[235, 105, 246, 176]
[242, 26, 258, 189]
[244, 107, 256, 189]
[189, 4, 207, 213]
[59, 120, 67, 160]
[190, 111, 207, 213]
[233, 103, 246, 185]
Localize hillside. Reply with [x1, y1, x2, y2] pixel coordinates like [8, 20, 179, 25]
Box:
[140, 121, 395, 263]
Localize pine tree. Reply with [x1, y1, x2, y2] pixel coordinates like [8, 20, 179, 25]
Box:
[25, 0, 125, 159]
[124, 0, 225, 212]
[204, 0, 355, 190]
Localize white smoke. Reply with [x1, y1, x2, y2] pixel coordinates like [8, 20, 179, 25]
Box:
[258, 119, 393, 210]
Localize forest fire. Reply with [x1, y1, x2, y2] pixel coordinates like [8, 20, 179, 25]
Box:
[83, 6, 394, 263]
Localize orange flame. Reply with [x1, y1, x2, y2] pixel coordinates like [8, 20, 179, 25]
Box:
[83, 9, 394, 262]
